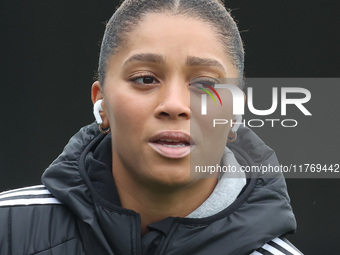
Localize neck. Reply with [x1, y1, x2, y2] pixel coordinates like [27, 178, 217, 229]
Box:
[112, 161, 218, 235]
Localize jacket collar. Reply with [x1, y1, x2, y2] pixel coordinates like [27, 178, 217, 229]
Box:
[42, 123, 297, 254]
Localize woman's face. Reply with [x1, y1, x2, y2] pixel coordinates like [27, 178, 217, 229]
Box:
[94, 13, 238, 188]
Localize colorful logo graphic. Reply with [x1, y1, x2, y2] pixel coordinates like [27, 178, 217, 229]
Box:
[197, 83, 222, 106]
[198, 83, 245, 116]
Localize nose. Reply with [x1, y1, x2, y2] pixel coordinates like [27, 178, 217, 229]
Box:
[154, 81, 190, 120]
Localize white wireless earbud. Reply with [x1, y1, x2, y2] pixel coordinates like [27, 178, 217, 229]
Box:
[93, 99, 103, 125]
[231, 115, 242, 133]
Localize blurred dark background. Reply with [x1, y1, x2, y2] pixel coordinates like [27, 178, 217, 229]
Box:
[0, 0, 339, 254]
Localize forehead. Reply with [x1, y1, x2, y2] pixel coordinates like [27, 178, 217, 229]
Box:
[107, 13, 237, 77]
[137, 14, 219, 48]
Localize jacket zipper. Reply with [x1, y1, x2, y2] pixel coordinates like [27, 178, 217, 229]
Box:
[154, 222, 178, 255]
[134, 214, 142, 255]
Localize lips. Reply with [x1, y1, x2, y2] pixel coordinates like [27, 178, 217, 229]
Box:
[148, 131, 193, 159]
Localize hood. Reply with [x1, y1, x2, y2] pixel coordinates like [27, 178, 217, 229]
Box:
[42, 123, 296, 255]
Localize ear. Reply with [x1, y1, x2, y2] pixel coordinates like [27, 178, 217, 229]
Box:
[91, 81, 103, 104]
[91, 81, 109, 128]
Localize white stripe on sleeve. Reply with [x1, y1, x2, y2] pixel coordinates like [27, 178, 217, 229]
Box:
[272, 238, 303, 255]
[262, 243, 286, 255]
[0, 189, 51, 199]
[0, 185, 45, 195]
[0, 197, 61, 206]
[250, 251, 263, 255]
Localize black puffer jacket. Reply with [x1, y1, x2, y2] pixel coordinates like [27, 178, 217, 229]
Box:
[0, 123, 302, 255]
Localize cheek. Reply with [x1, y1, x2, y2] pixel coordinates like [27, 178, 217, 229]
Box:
[193, 92, 234, 137]
[105, 90, 150, 145]
[191, 93, 234, 165]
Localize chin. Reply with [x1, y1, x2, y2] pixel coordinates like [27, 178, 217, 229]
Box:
[145, 166, 193, 189]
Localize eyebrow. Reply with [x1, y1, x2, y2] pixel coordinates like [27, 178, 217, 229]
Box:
[123, 53, 226, 73]
[123, 53, 165, 67]
[185, 56, 226, 74]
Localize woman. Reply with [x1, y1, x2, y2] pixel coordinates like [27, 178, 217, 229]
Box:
[0, 0, 302, 254]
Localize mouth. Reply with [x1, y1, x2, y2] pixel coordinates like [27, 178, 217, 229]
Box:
[148, 131, 194, 159]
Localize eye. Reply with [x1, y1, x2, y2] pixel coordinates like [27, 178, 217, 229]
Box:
[189, 77, 219, 93]
[131, 74, 159, 85]
[190, 77, 218, 88]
